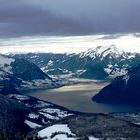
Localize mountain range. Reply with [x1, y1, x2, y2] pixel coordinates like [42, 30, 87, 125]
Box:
[10, 45, 140, 80]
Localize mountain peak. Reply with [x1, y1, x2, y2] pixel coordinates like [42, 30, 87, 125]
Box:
[95, 45, 124, 55]
[80, 45, 124, 59]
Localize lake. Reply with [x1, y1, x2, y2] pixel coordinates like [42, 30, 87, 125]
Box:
[26, 81, 134, 114]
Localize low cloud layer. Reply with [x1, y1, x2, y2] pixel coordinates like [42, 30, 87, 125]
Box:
[1, 34, 140, 54]
[0, 0, 140, 38]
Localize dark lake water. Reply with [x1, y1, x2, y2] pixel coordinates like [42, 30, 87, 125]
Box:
[27, 82, 134, 114]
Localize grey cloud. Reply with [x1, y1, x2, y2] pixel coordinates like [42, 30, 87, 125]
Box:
[0, 0, 140, 38]
[0, 1, 85, 37]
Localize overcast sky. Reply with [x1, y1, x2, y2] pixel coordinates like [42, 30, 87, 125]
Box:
[0, 0, 140, 38]
[0, 0, 140, 53]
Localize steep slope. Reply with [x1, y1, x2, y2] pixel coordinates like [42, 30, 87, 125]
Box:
[0, 94, 29, 140]
[0, 54, 51, 81]
[92, 64, 140, 107]
[10, 45, 140, 80]
[11, 58, 51, 81]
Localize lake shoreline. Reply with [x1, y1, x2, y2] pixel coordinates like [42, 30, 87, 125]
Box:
[26, 81, 135, 114]
[22, 78, 109, 94]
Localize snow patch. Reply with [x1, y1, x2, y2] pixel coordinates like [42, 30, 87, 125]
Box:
[39, 108, 72, 118]
[38, 124, 76, 140]
[39, 112, 59, 120]
[47, 60, 53, 66]
[34, 101, 52, 108]
[88, 137, 99, 140]
[0, 55, 14, 65]
[28, 113, 39, 119]
[8, 94, 30, 100]
[123, 74, 130, 84]
[0, 55, 15, 74]
[25, 120, 42, 129]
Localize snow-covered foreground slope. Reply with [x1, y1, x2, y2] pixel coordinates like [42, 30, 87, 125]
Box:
[30, 114, 140, 140]
[7, 94, 74, 128]
[0, 87, 76, 140]
[38, 124, 99, 140]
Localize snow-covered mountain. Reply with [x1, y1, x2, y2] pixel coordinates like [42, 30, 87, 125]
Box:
[79, 45, 139, 79]
[80, 45, 125, 59]
[9, 45, 140, 80]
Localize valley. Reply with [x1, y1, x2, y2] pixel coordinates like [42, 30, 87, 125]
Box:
[1, 46, 140, 139]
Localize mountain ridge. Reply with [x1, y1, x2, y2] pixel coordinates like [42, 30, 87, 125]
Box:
[10, 45, 140, 80]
